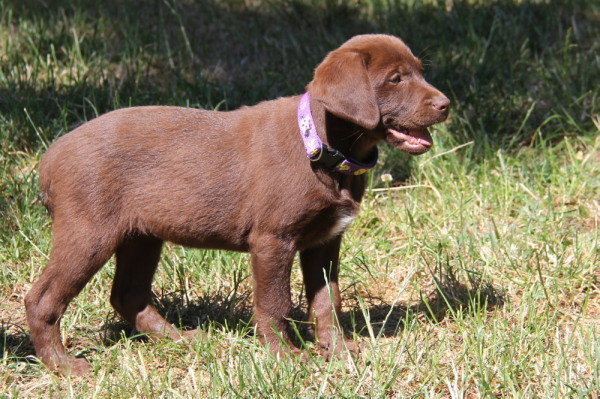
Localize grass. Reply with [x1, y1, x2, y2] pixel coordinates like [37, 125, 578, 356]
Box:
[1, 0, 598, 397]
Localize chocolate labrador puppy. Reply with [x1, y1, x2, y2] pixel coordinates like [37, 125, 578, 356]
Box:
[25, 34, 449, 375]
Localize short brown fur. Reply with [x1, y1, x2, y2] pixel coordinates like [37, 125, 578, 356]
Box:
[25, 34, 449, 375]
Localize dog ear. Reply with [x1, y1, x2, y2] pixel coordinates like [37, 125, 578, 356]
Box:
[308, 49, 380, 130]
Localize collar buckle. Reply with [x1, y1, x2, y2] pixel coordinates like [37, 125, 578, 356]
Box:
[314, 144, 346, 169]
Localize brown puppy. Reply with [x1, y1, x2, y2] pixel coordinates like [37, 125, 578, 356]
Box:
[25, 34, 449, 375]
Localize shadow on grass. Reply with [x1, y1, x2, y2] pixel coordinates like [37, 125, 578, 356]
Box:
[100, 265, 505, 349]
[1, 0, 372, 149]
[0, 266, 504, 372]
[0, 265, 505, 363]
[345, 271, 506, 338]
[101, 289, 255, 346]
[2, 0, 597, 151]
[0, 322, 36, 363]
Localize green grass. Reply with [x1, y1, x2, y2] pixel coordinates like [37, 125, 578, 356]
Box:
[1, 0, 598, 397]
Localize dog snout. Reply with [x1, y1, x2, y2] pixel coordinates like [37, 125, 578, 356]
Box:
[432, 95, 450, 113]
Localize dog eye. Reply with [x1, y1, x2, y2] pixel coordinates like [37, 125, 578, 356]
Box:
[389, 75, 402, 84]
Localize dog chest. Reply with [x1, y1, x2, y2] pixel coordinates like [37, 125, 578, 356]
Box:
[293, 195, 359, 249]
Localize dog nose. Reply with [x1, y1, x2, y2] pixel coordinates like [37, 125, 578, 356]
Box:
[432, 96, 450, 112]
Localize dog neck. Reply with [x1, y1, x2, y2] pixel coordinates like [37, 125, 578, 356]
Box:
[298, 92, 378, 176]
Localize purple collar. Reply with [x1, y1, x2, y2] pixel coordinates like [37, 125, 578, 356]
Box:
[297, 93, 378, 175]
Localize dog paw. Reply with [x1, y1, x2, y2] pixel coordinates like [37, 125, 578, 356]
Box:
[51, 357, 92, 376]
[265, 342, 309, 361]
[181, 328, 207, 342]
[319, 337, 359, 361]
[290, 347, 309, 361]
[70, 358, 93, 375]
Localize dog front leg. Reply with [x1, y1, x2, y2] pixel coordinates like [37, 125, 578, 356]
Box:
[300, 236, 357, 360]
[249, 234, 303, 357]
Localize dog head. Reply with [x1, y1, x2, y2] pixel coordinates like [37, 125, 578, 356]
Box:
[308, 34, 450, 155]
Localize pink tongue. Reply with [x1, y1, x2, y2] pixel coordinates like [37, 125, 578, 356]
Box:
[389, 128, 433, 146]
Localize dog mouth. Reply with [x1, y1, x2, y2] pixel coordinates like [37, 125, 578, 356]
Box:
[385, 127, 433, 155]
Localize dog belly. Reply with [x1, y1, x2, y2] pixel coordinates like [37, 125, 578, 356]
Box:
[139, 216, 250, 252]
[166, 235, 248, 252]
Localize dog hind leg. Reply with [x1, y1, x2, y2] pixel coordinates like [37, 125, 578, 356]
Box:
[25, 229, 115, 375]
[110, 234, 186, 341]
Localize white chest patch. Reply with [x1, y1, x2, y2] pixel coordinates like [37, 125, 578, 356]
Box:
[323, 212, 356, 242]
